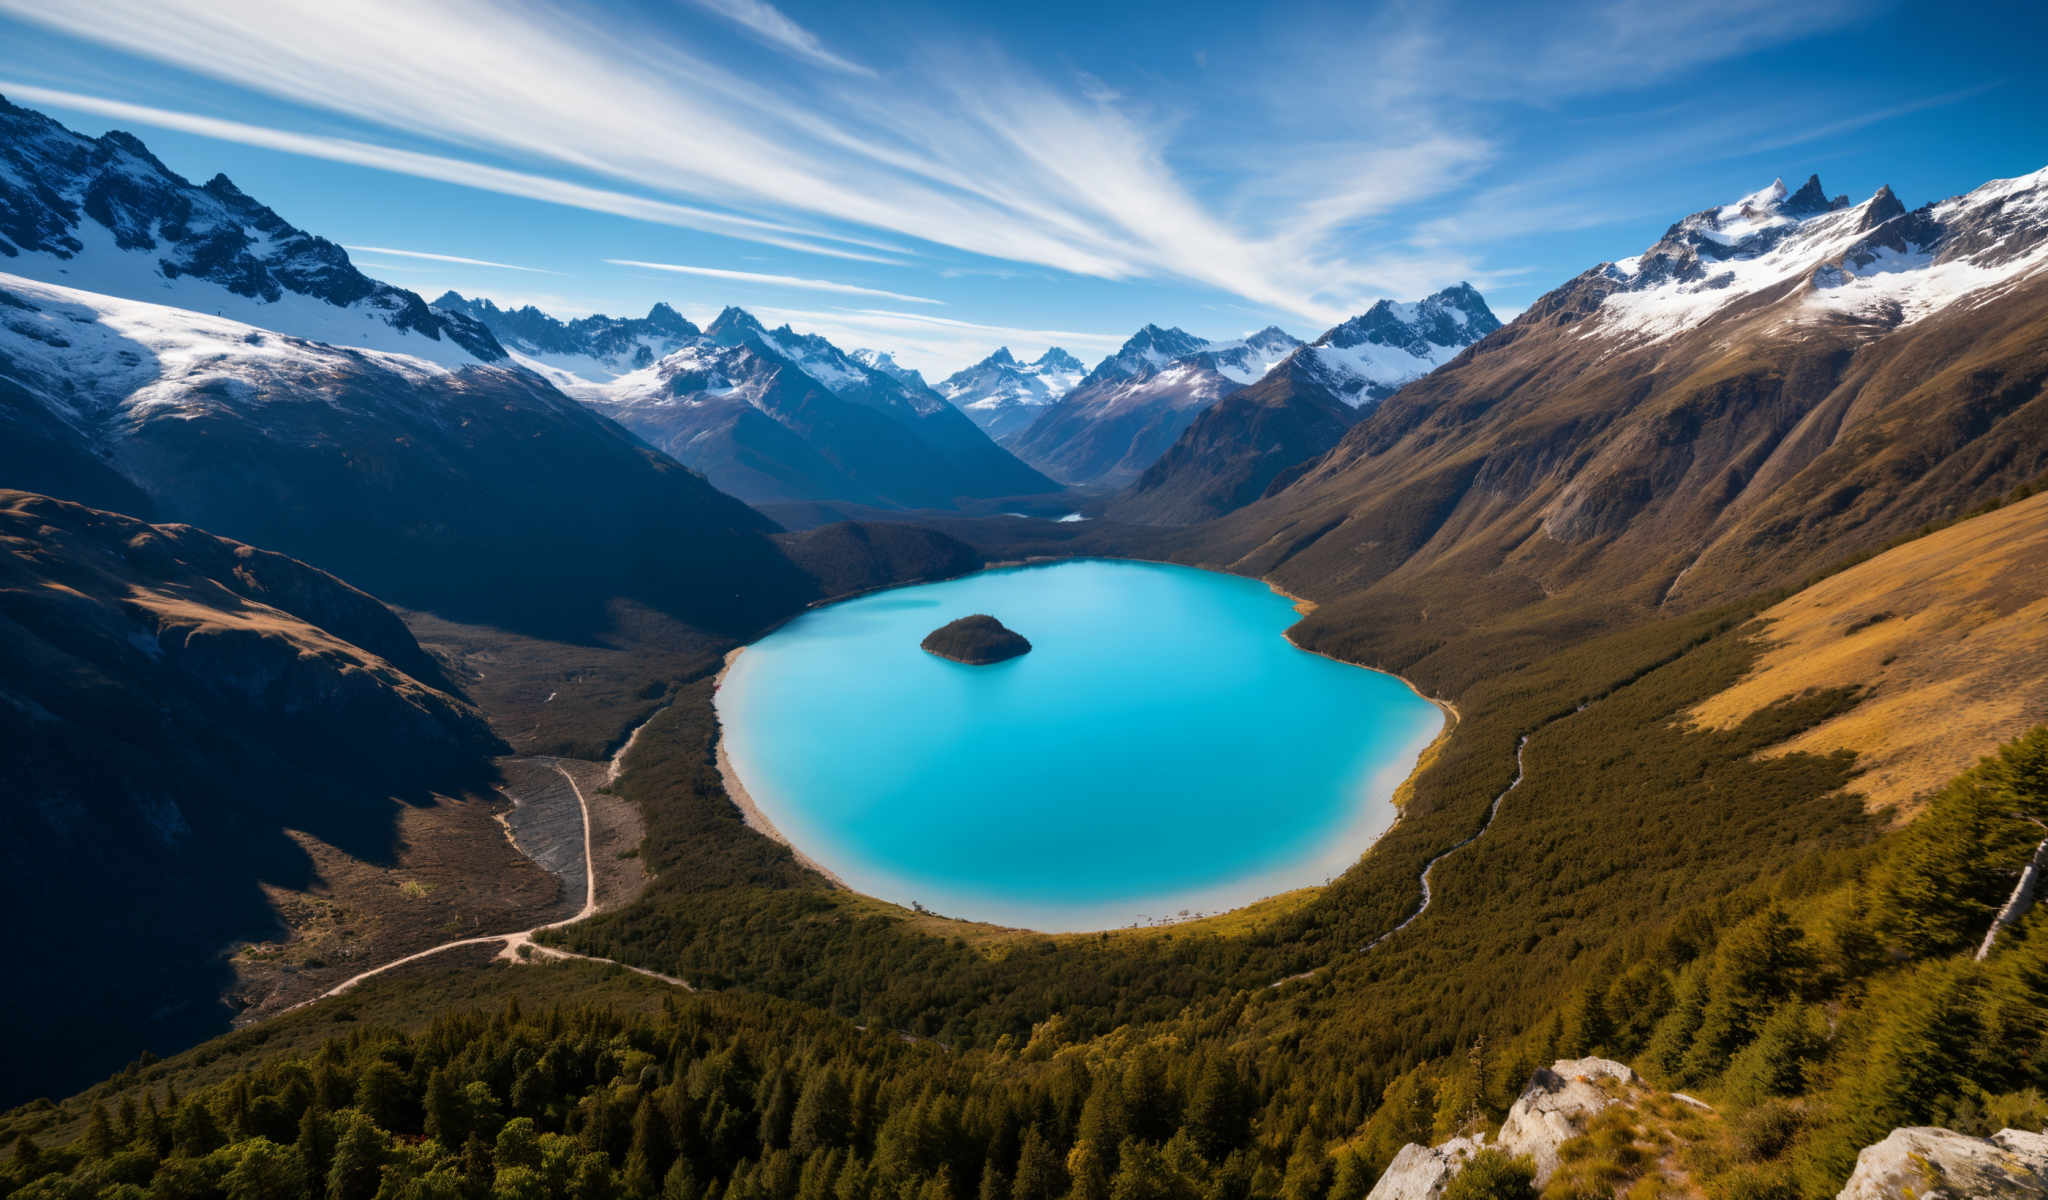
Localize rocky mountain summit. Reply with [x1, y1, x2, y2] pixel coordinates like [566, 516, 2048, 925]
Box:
[1284, 283, 1501, 409]
[1551, 168, 2048, 344]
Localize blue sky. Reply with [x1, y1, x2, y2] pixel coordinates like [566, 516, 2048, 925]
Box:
[1, 0, 2043, 375]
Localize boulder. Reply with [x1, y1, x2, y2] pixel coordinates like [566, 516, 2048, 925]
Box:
[1836, 1127, 2048, 1199]
[1494, 1058, 1637, 1185]
[1363, 1136, 1484, 1200]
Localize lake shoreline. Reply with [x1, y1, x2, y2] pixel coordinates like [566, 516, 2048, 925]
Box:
[709, 556, 1460, 932]
[712, 646, 849, 890]
[1256, 573, 1463, 810]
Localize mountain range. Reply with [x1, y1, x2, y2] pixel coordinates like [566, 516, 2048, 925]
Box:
[1115, 284, 1502, 523]
[1184, 169, 2048, 682]
[0, 96, 503, 365]
[936, 345, 1088, 443]
[8, 75, 2048, 1200]
[433, 290, 700, 381]
[1008, 324, 1304, 486]
[439, 291, 1057, 509]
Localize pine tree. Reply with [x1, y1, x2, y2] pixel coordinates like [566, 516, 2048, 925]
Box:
[296, 1106, 336, 1185]
[1185, 1060, 1244, 1161]
[1012, 1125, 1066, 1200]
[172, 1098, 226, 1158]
[326, 1111, 387, 1200]
[626, 1094, 676, 1198]
[425, 1067, 465, 1147]
[224, 1136, 308, 1200]
[662, 1157, 703, 1200]
[85, 1100, 119, 1158]
[1278, 1138, 1329, 1200]
[791, 1069, 852, 1154]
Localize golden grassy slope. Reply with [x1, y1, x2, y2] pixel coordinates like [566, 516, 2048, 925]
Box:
[1689, 490, 2048, 816]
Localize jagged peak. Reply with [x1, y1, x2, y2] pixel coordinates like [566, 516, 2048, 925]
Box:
[981, 346, 1018, 367]
[1860, 183, 1908, 230]
[1123, 323, 1203, 352]
[706, 305, 766, 343]
[200, 173, 254, 204]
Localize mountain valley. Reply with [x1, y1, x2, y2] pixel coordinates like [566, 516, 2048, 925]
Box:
[1, 67, 2046, 1200]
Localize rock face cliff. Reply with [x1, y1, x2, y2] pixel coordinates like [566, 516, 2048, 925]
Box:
[1835, 1127, 2048, 1200]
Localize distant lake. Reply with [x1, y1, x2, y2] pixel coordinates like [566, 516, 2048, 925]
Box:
[716, 559, 1444, 930]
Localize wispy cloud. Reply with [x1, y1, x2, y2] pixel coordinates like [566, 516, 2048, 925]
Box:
[606, 260, 943, 305]
[0, 0, 1885, 324]
[1741, 81, 2002, 156]
[0, 81, 905, 264]
[684, 0, 874, 76]
[343, 244, 559, 273]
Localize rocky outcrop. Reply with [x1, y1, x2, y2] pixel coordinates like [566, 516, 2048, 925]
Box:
[1363, 1136, 1484, 1200]
[1364, 1058, 1638, 1199]
[1836, 1127, 2048, 1200]
[1495, 1058, 1636, 1184]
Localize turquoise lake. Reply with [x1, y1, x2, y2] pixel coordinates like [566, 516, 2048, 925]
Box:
[715, 559, 1444, 930]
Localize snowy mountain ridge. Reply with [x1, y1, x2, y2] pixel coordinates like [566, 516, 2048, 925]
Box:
[1280, 283, 1502, 408]
[433, 291, 698, 384]
[0, 96, 503, 367]
[1582, 168, 2048, 343]
[937, 345, 1088, 443]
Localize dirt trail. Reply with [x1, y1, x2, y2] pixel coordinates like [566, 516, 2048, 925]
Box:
[297, 758, 685, 1008]
[1270, 716, 1558, 990]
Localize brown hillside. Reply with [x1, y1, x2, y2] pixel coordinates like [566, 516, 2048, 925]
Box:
[1690, 489, 2048, 817]
[1174, 253, 2048, 696]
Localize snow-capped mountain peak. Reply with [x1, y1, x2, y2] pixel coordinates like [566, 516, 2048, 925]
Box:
[938, 343, 1090, 441]
[1192, 326, 1303, 384]
[1277, 284, 1501, 408]
[705, 305, 769, 345]
[1079, 324, 1210, 387]
[1584, 167, 2048, 344]
[435, 292, 701, 384]
[1033, 346, 1084, 373]
[0, 96, 503, 367]
[848, 348, 931, 390]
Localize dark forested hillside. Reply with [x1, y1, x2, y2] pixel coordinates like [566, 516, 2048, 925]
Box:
[0, 491, 505, 1101]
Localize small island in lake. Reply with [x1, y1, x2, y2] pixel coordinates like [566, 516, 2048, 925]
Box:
[921, 614, 1033, 665]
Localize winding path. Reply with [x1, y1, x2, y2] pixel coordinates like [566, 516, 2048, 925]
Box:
[1357, 730, 1535, 954]
[1271, 716, 1564, 989]
[293, 759, 688, 1009]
